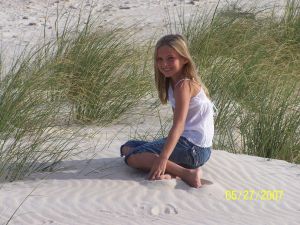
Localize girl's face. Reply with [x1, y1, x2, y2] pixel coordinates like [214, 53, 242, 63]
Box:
[156, 45, 187, 79]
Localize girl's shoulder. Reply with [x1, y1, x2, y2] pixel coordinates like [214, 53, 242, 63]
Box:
[174, 78, 201, 98]
[174, 78, 192, 88]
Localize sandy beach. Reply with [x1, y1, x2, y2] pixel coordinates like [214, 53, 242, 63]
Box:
[1, 144, 299, 224]
[0, 0, 299, 224]
[0, 0, 286, 71]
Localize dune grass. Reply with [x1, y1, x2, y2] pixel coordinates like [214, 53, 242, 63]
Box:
[0, 54, 2, 79]
[0, 45, 77, 181]
[0, 10, 152, 181]
[52, 27, 151, 124]
[167, 0, 300, 163]
[41, 8, 152, 124]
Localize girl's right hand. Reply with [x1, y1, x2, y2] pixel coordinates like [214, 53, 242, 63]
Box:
[148, 156, 168, 180]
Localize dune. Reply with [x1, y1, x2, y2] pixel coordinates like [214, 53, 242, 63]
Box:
[1, 143, 299, 224]
[0, 0, 299, 224]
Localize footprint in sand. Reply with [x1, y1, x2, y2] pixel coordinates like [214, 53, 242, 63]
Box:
[134, 203, 178, 216]
[163, 204, 178, 215]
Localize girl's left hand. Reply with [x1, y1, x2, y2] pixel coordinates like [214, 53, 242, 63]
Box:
[148, 157, 168, 180]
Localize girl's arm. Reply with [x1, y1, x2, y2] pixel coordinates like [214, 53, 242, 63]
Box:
[160, 81, 191, 159]
[149, 81, 191, 179]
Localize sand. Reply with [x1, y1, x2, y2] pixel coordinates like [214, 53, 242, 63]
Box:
[0, 0, 299, 224]
[1, 146, 299, 224]
[0, 0, 286, 72]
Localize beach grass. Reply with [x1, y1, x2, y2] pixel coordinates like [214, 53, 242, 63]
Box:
[50, 16, 152, 124]
[0, 54, 2, 79]
[167, 0, 300, 163]
[0, 45, 78, 181]
[0, 10, 152, 181]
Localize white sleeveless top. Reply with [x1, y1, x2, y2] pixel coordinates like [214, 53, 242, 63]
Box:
[168, 79, 214, 147]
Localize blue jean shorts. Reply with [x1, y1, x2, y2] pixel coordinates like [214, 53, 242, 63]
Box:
[121, 136, 211, 169]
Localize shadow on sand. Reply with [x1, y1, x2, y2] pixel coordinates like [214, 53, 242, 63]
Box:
[27, 156, 213, 190]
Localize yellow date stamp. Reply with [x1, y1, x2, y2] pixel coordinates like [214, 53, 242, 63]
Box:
[225, 189, 284, 201]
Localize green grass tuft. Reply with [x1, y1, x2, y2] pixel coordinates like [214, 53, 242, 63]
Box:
[167, 0, 300, 163]
[0, 11, 153, 181]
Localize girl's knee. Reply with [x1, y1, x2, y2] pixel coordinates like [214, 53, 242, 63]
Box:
[121, 146, 134, 156]
[126, 154, 138, 167]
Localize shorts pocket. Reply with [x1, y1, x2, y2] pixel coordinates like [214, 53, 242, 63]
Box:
[190, 147, 201, 168]
[190, 147, 211, 168]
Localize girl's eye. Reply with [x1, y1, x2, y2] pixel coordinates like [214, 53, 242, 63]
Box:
[167, 57, 174, 61]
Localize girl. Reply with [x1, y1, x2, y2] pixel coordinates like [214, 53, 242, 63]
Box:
[120, 34, 214, 188]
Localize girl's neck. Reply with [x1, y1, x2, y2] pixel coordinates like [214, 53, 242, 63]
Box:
[171, 74, 186, 85]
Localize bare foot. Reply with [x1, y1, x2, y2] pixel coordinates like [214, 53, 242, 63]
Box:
[157, 174, 175, 180]
[183, 168, 202, 188]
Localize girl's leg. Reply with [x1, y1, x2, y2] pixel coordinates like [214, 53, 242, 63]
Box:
[120, 140, 149, 157]
[122, 138, 166, 158]
[127, 152, 202, 188]
[121, 146, 134, 156]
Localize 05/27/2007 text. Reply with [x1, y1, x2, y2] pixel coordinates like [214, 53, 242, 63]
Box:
[225, 189, 284, 201]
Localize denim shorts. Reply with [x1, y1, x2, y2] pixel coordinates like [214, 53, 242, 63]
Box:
[121, 136, 211, 169]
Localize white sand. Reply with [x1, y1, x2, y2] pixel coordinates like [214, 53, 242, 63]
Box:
[0, 0, 299, 224]
[0, 0, 286, 72]
[1, 145, 299, 224]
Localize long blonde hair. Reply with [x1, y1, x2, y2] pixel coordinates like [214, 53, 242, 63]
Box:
[154, 34, 209, 104]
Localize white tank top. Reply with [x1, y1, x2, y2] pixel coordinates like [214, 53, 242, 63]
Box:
[168, 79, 214, 147]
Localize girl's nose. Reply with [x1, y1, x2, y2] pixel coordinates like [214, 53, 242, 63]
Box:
[162, 60, 168, 66]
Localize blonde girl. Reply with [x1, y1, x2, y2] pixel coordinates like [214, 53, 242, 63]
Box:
[120, 34, 214, 188]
